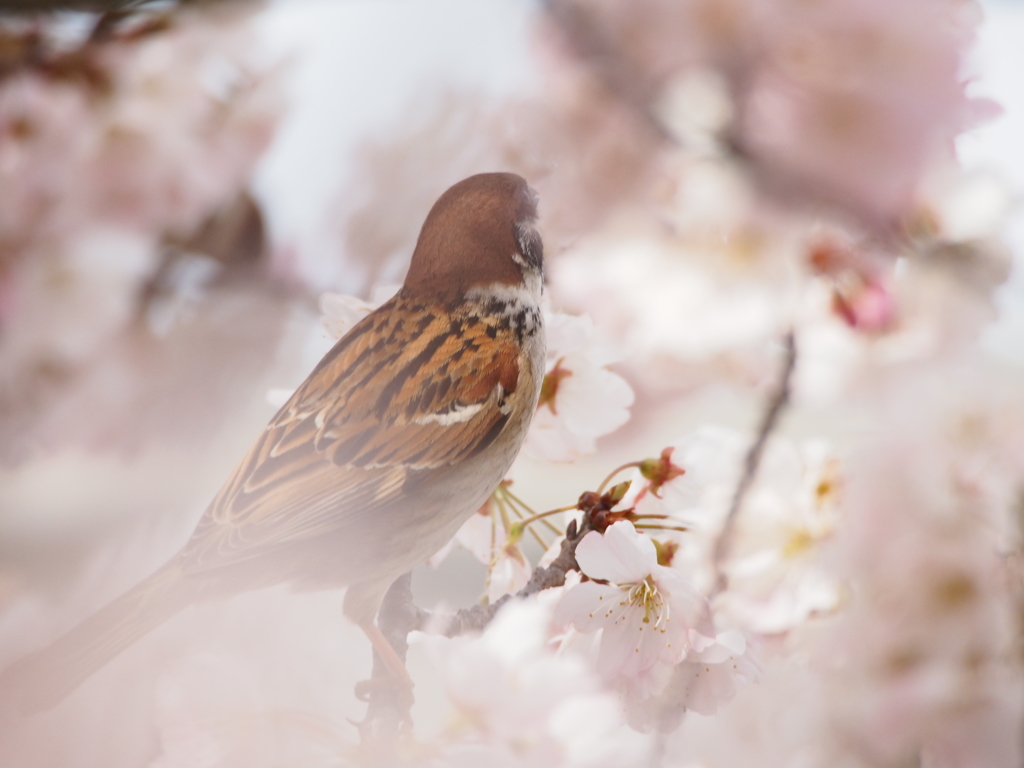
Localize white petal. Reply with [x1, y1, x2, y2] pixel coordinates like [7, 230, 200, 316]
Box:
[544, 308, 593, 358]
[482, 601, 550, 665]
[453, 508, 496, 564]
[555, 355, 634, 438]
[547, 693, 623, 764]
[487, 546, 532, 603]
[523, 406, 597, 462]
[575, 522, 656, 584]
[368, 283, 401, 305]
[693, 630, 746, 664]
[427, 537, 455, 569]
[264, 388, 294, 408]
[654, 565, 714, 637]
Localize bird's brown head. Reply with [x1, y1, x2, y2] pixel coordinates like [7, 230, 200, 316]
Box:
[402, 173, 543, 302]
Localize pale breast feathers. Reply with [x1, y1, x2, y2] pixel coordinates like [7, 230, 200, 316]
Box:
[180, 295, 524, 570]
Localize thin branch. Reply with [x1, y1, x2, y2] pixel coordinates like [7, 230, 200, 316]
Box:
[711, 332, 798, 596]
[595, 461, 642, 494]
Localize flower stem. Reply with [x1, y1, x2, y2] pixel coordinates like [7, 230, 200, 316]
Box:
[507, 505, 577, 543]
[494, 484, 537, 517]
[595, 462, 642, 494]
[494, 485, 561, 547]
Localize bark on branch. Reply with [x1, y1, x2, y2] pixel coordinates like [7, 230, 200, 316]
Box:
[438, 515, 591, 637]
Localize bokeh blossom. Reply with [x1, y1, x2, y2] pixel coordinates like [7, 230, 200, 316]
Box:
[0, 8, 282, 462]
[422, 601, 647, 768]
[625, 629, 761, 732]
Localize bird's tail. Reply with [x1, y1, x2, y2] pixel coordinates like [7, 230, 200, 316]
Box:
[0, 562, 194, 716]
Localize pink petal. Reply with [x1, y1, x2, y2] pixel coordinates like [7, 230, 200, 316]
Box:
[554, 581, 621, 633]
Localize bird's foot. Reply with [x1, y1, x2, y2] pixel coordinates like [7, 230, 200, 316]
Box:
[354, 674, 413, 704]
[354, 673, 415, 755]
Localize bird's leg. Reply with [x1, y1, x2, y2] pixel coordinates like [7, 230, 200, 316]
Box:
[356, 621, 414, 693]
[354, 573, 420, 750]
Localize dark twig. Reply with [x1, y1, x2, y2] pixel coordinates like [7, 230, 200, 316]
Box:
[711, 332, 797, 596]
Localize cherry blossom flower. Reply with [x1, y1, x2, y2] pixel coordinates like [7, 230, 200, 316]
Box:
[555, 521, 712, 688]
[550, 233, 797, 374]
[423, 600, 648, 768]
[920, 167, 1011, 244]
[523, 306, 634, 463]
[732, 0, 980, 228]
[549, 0, 982, 227]
[630, 428, 843, 632]
[0, 9, 282, 462]
[624, 629, 761, 732]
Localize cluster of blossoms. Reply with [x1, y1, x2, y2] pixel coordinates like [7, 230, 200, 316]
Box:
[419, 601, 646, 768]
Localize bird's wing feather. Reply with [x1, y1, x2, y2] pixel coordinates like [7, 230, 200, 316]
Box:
[180, 295, 522, 572]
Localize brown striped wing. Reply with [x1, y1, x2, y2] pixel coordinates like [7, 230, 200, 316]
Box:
[181, 295, 521, 572]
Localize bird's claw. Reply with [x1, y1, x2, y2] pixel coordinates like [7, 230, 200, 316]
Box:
[354, 675, 414, 703]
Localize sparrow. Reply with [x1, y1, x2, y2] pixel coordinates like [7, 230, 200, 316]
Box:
[1, 172, 546, 714]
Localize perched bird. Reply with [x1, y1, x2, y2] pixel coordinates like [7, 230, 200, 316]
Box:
[1, 172, 546, 714]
